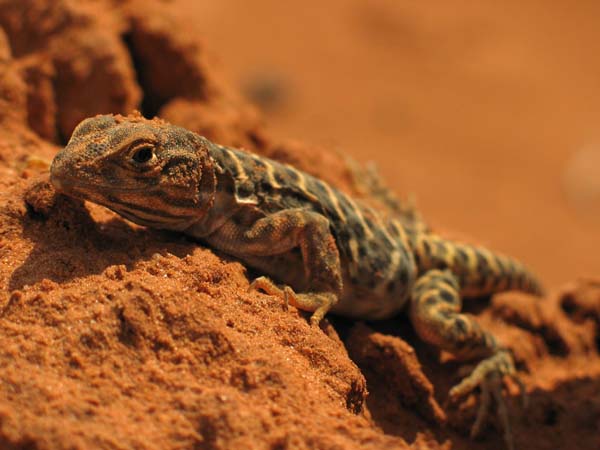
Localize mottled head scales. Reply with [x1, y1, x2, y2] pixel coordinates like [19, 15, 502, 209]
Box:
[51, 113, 216, 230]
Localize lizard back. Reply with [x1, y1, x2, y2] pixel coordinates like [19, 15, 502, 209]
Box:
[200, 143, 418, 319]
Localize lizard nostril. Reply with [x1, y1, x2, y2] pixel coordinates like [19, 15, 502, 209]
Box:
[49, 174, 63, 190]
[49, 153, 70, 190]
[49, 161, 63, 189]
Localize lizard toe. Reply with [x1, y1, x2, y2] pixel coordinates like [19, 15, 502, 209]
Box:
[448, 349, 522, 450]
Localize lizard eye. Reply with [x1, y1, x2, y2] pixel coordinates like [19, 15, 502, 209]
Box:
[130, 145, 155, 165]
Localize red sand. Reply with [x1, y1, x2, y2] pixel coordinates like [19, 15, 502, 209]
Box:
[0, 1, 599, 449]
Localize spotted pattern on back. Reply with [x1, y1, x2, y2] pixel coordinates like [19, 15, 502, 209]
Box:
[206, 144, 418, 312]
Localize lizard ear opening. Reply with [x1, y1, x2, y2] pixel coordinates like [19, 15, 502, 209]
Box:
[196, 145, 217, 217]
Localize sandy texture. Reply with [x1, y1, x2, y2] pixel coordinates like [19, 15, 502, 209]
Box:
[0, 1, 599, 449]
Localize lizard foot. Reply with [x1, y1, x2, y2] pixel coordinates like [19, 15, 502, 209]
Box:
[448, 349, 526, 450]
[249, 276, 336, 326]
[249, 276, 294, 310]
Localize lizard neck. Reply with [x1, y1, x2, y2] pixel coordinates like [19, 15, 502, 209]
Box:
[184, 154, 244, 239]
[195, 141, 218, 218]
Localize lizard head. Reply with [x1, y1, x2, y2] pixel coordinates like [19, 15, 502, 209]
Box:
[50, 113, 216, 230]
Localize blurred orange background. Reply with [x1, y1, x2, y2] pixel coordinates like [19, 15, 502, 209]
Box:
[172, 0, 600, 288]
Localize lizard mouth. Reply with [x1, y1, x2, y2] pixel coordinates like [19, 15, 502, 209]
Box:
[50, 174, 148, 195]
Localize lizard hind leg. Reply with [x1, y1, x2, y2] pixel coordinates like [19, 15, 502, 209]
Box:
[409, 269, 521, 448]
[345, 156, 429, 233]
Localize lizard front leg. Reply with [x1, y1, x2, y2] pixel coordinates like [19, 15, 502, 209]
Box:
[207, 208, 343, 325]
[409, 269, 522, 449]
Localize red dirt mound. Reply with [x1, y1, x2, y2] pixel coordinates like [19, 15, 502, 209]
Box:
[0, 1, 598, 449]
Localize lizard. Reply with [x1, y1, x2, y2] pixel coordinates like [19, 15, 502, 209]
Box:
[49, 113, 543, 449]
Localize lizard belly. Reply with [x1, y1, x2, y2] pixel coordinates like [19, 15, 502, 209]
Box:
[233, 250, 413, 321]
[331, 271, 411, 320]
[332, 232, 417, 320]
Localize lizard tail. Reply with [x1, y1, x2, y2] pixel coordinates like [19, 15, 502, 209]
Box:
[414, 233, 544, 298]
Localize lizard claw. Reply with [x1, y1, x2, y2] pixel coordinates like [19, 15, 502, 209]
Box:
[448, 349, 524, 450]
[282, 286, 296, 311]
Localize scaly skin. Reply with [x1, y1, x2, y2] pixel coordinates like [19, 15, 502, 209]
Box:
[50, 113, 543, 449]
